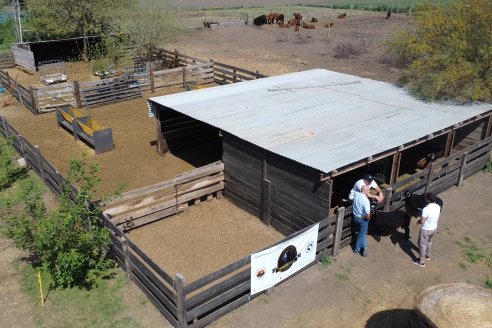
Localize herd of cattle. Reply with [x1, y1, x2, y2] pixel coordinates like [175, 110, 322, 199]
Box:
[253, 12, 347, 31]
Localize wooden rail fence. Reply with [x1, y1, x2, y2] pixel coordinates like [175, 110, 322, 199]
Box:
[0, 49, 266, 114]
[0, 52, 15, 69]
[1, 112, 491, 328]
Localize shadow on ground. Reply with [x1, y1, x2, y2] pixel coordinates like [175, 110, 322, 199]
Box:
[365, 309, 415, 328]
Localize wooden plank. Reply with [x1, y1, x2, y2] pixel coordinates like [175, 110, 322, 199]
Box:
[176, 173, 224, 196]
[184, 255, 250, 294]
[270, 217, 296, 236]
[332, 207, 345, 256]
[185, 269, 249, 310]
[104, 179, 177, 206]
[176, 182, 224, 204]
[104, 188, 175, 216]
[174, 161, 223, 184]
[111, 199, 177, 225]
[457, 152, 468, 187]
[11, 45, 35, 72]
[186, 280, 249, 322]
[119, 206, 178, 231]
[188, 293, 251, 328]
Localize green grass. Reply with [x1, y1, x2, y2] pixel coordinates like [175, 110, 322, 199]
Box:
[319, 255, 335, 269]
[18, 262, 142, 328]
[485, 159, 492, 173]
[335, 272, 350, 281]
[485, 278, 492, 290]
[457, 236, 492, 267]
[0, 173, 46, 210]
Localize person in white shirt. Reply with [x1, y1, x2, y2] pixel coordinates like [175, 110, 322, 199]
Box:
[414, 192, 442, 267]
[348, 173, 385, 203]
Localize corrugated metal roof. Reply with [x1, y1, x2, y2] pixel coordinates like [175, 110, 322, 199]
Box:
[149, 69, 492, 174]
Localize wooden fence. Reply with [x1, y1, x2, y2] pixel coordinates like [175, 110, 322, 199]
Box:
[0, 70, 38, 114]
[0, 52, 15, 69]
[103, 161, 224, 232]
[0, 48, 266, 113]
[1, 112, 491, 328]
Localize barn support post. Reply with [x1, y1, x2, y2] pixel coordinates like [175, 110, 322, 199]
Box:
[383, 187, 393, 212]
[389, 152, 401, 185]
[332, 207, 345, 256]
[175, 273, 187, 328]
[155, 111, 168, 156]
[444, 131, 456, 157]
[73, 81, 82, 108]
[485, 115, 492, 138]
[261, 157, 271, 225]
[325, 178, 333, 213]
[457, 152, 468, 187]
[121, 236, 133, 281]
[424, 162, 435, 193]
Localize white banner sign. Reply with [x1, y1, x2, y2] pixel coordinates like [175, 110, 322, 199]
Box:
[250, 223, 319, 295]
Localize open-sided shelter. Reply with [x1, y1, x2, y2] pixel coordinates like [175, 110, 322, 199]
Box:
[148, 69, 492, 236]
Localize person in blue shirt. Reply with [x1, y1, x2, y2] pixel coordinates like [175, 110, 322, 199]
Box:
[352, 185, 371, 257]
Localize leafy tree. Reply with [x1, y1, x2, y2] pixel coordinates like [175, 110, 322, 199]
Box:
[25, 0, 129, 60]
[115, 0, 182, 62]
[0, 19, 17, 51]
[1, 157, 116, 288]
[387, 0, 492, 102]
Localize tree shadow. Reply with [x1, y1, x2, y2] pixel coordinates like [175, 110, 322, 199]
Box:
[365, 309, 415, 328]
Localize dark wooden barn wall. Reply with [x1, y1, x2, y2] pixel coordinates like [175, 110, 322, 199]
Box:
[222, 134, 263, 217]
[453, 118, 487, 151]
[222, 134, 330, 236]
[158, 106, 220, 152]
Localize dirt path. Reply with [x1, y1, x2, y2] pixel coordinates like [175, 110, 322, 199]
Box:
[210, 172, 492, 328]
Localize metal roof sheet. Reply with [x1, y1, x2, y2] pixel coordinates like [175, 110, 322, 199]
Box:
[149, 69, 492, 174]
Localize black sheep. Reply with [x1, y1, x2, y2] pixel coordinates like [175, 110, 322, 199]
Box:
[404, 192, 443, 218]
[370, 210, 411, 242]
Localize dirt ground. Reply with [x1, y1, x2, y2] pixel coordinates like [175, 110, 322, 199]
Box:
[210, 172, 492, 328]
[129, 199, 284, 282]
[1, 10, 491, 328]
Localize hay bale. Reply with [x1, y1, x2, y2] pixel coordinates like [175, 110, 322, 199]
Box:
[411, 283, 492, 328]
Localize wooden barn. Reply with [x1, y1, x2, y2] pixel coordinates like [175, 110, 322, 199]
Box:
[147, 69, 492, 236]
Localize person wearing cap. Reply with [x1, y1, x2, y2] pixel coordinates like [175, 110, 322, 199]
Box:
[414, 192, 441, 267]
[352, 185, 371, 257]
[348, 173, 384, 203]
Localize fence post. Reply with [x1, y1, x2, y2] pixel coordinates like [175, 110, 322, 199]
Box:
[175, 273, 187, 328]
[34, 146, 46, 181]
[256, 70, 260, 79]
[16, 82, 23, 106]
[174, 49, 179, 68]
[5, 71, 11, 91]
[182, 67, 187, 88]
[121, 236, 133, 281]
[18, 135, 26, 158]
[1, 116, 8, 137]
[150, 70, 155, 93]
[424, 162, 434, 193]
[457, 152, 468, 187]
[332, 207, 345, 256]
[73, 81, 82, 108]
[29, 87, 39, 114]
[233, 69, 237, 83]
[383, 187, 393, 212]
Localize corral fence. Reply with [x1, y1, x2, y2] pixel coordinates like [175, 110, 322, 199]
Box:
[0, 48, 267, 114]
[1, 113, 491, 327]
[0, 52, 15, 69]
[11, 44, 36, 72]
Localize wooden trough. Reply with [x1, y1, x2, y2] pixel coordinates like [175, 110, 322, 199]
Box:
[56, 105, 114, 154]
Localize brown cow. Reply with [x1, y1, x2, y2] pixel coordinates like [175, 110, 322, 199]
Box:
[310, 17, 318, 22]
[337, 13, 347, 19]
[266, 13, 280, 24]
[293, 13, 303, 21]
[302, 22, 315, 29]
[278, 21, 291, 28]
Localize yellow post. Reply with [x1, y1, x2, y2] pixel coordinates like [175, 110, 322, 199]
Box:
[37, 270, 44, 307]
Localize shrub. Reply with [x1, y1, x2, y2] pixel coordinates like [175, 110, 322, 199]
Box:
[0, 137, 26, 190]
[386, 0, 492, 102]
[334, 41, 369, 59]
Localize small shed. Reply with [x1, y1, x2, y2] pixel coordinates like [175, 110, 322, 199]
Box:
[148, 69, 492, 235]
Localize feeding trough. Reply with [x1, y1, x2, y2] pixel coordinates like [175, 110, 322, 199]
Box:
[39, 60, 68, 84]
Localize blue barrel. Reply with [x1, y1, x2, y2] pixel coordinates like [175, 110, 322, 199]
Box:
[0, 87, 4, 93]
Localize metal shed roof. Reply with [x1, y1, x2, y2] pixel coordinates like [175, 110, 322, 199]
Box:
[148, 69, 492, 174]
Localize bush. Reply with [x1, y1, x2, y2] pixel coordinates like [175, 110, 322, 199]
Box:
[1, 156, 116, 288]
[334, 41, 368, 59]
[386, 0, 492, 102]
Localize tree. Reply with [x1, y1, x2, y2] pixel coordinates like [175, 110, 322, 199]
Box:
[1, 157, 118, 288]
[116, 0, 182, 62]
[25, 0, 129, 60]
[387, 0, 492, 102]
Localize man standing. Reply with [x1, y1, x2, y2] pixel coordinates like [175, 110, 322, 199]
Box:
[414, 192, 441, 267]
[349, 173, 385, 203]
[353, 185, 371, 257]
